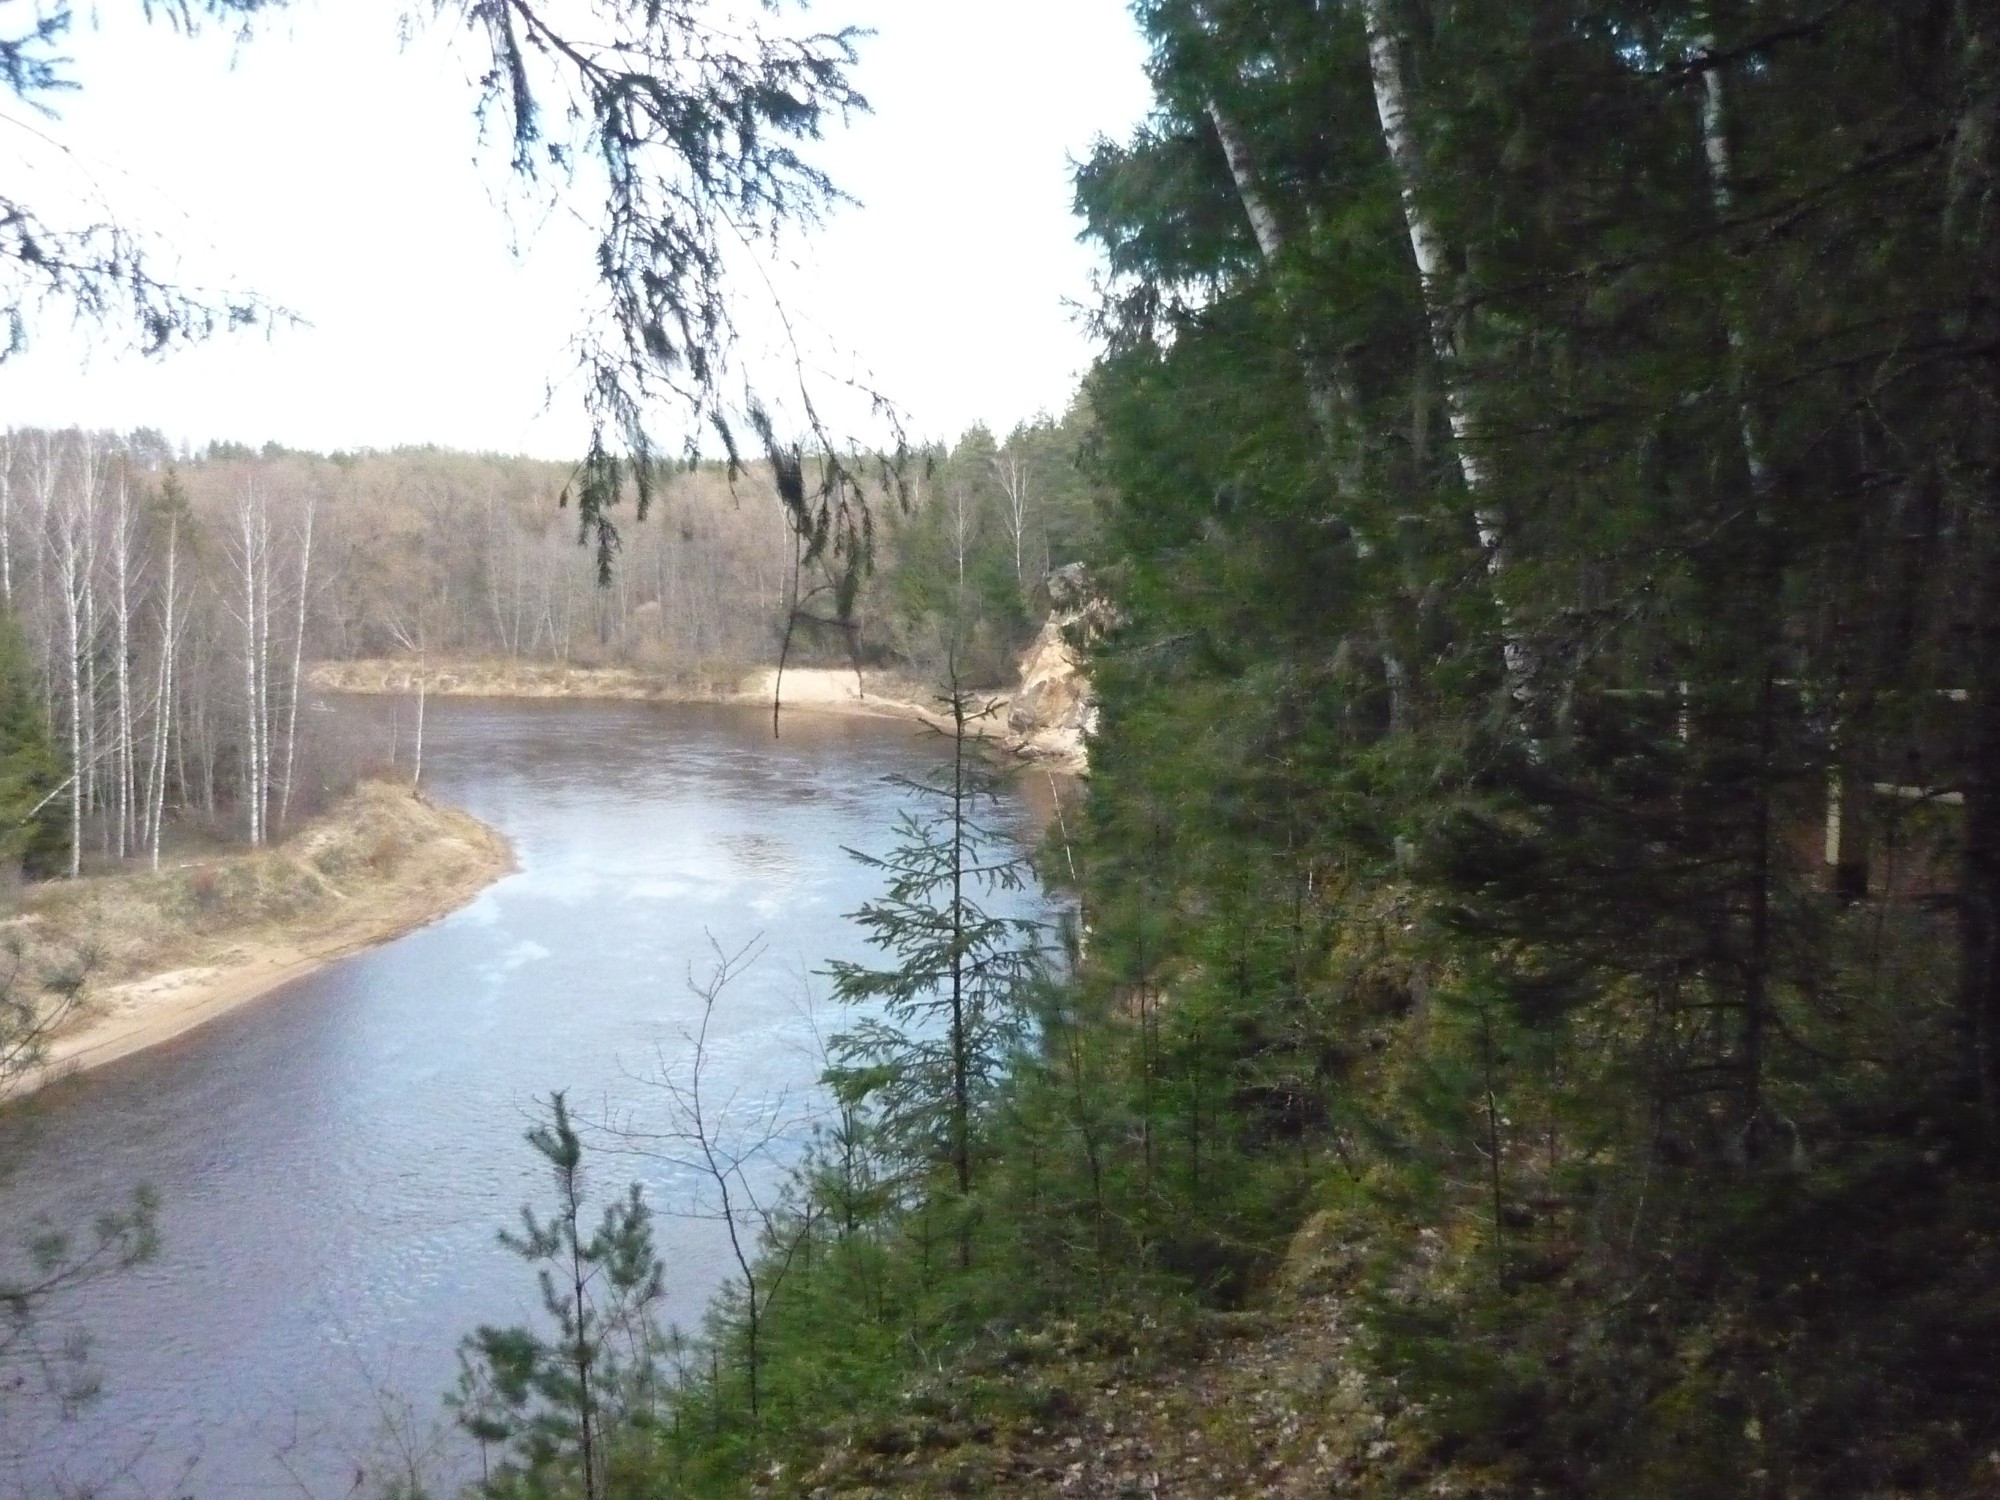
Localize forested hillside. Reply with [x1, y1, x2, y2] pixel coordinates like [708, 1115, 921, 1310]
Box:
[1054, 0, 1998, 1488]
[411, 4, 2000, 1497]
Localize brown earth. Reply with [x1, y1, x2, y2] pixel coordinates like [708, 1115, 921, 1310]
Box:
[3, 781, 512, 1095]
[777, 1230, 1440, 1500]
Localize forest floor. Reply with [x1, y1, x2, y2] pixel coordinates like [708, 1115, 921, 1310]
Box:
[2, 781, 512, 1094]
[774, 1228, 1444, 1500]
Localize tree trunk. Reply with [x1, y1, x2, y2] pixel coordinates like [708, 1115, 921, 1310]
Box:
[1357, 1, 1532, 705]
[1206, 98, 1287, 262]
[147, 520, 179, 871]
[238, 486, 264, 846]
[1698, 35, 1773, 493]
[0, 430, 13, 610]
[278, 495, 315, 831]
[411, 673, 426, 790]
[77, 444, 100, 839]
[113, 473, 135, 861]
[256, 497, 272, 841]
[1965, 543, 2000, 1126]
[56, 498, 84, 880]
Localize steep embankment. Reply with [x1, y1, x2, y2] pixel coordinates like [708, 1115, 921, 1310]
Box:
[1004, 616, 1096, 773]
[5, 782, 511, 1092]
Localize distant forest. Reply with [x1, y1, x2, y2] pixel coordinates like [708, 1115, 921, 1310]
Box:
[0, 411, 1101, 875]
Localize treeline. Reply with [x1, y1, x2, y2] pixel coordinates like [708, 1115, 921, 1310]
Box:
[0, 431, 791, 873]
[425, 3, 2000, 1497]
[851, 408, 1103, 684]
[0, 419, 1099, 877]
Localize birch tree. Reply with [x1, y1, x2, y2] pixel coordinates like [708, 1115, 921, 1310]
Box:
[48, 454, 87, 879]
[74, 440, 101, 836]
[233, 482, 271, 846]
[1356, 0, 1533, 709]
[111, 471, 139, 860]
[993, 450, 1030, 585]
[276, 490, 315, 831]
[144, 511, 181, 870]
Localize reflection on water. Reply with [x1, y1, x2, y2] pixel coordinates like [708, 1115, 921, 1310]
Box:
[0, 699, 1042, 1499]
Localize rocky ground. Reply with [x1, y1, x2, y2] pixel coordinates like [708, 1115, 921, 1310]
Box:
[774, 1215, 1456, 1500]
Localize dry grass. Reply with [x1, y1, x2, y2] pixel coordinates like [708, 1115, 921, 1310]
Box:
[0, 781, 510, 1049]
[308, 656, 750, 701]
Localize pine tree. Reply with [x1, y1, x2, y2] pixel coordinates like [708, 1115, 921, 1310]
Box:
[452, 1093, 668, 1500]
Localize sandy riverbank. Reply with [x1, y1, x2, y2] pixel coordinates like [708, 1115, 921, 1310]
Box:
[308, 658, 1023, 739]
[740, 665, 1019, 737]
[305, 657, 1100, 772]
[6, 782, 512, 1096]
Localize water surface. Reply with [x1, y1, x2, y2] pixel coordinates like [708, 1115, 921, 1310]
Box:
[0, 698, 1037, 1498]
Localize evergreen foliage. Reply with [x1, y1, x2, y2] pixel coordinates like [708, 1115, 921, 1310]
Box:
[823, 675, 1044, 1241]
[0, 610, 64, 877]
[424, 4, 2000, 1494]
[867, 405, 1105, 684]
[452, 1093, 669, 1500]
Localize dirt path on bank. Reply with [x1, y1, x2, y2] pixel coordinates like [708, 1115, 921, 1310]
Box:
[6, 783, 512, 1096]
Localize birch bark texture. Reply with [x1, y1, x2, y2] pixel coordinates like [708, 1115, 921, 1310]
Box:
[277, 493, 315, 832]
[1356, 0, 1535, 708]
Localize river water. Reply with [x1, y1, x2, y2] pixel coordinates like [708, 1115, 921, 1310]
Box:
[0, 699, 1047, 1499]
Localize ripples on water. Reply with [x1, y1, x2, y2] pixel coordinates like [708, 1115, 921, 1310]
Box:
[0, 699, 1046, 1498]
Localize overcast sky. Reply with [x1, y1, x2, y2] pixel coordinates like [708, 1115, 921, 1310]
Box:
[0, 0, 1154, 457]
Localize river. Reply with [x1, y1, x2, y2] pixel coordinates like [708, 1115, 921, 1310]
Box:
[0, 698, 1049, 1499]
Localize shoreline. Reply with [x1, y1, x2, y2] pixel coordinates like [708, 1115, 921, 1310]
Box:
[306, 658, 1087, 771]
[13, 789, 514, 1099]
[306, 657, 998, 723]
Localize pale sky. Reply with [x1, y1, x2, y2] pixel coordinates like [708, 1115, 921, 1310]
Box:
[0, 1, 1155, 457]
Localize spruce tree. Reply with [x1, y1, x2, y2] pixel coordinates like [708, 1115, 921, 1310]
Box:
[822, 671, 1044, 1258]
[0, 610, 63, 879]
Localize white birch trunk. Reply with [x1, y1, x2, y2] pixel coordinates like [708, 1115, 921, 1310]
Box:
[1697, 36, 1772, 494]
[26, 436, 56, 718]
[1206, 92, 1401, 704]
[411, 674, 426, 790]
[1358, 0, 1532, 704]
[278, 494, 315, 831]
[54, 493, 85, 879]
[1359, 2, 1488, 491]
[146, 520, 180, 872]
[257, 500, 272, 841]
[237, 485, 264, 846]
[113, 473, 136, 860]
[1206, 95, 1370, 471]
[76, 442, 101, 832]
[994, 453, 1029, 583]
[1206, 98, 1288, 262]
